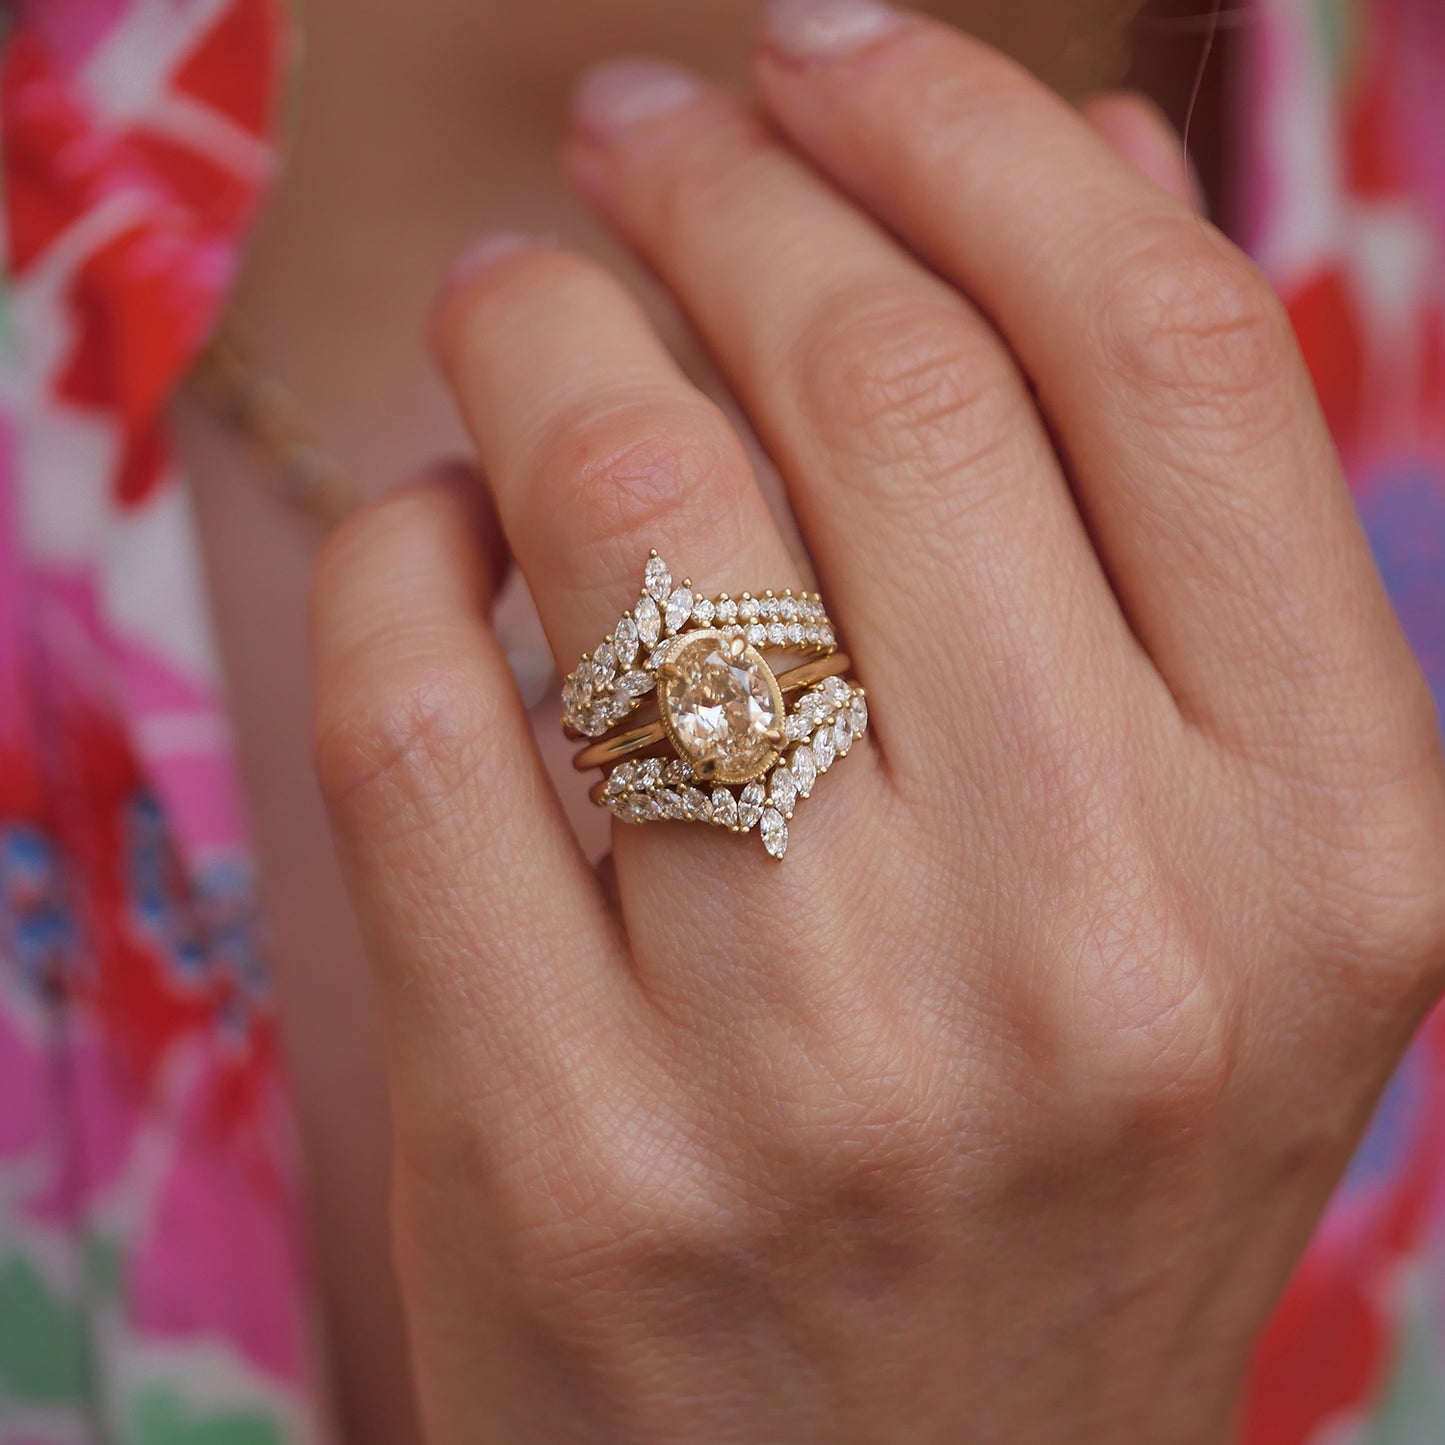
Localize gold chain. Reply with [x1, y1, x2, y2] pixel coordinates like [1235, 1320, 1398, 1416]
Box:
[188, 309, 359, 529]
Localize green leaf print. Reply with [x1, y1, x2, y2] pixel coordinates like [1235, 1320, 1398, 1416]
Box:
[0, 1253, 89, 1403]
[129, 1388, 285, 1445]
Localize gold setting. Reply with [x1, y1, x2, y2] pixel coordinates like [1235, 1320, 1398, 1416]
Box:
[567, 551, 866, 860]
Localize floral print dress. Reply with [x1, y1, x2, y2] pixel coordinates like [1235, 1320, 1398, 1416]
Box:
[0, 1, 1441, 1442]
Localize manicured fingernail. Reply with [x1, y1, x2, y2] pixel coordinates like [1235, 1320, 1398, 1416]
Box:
[442, 232, 543, 297]
[763, 0, 903, 59]
[572, 58, 707, 142]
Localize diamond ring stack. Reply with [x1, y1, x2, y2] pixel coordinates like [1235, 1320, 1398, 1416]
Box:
[566, 551, 866, 860]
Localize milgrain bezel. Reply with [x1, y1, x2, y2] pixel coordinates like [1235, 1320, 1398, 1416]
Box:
[564, 552, 865, 860]
[653, 629, 787, 787]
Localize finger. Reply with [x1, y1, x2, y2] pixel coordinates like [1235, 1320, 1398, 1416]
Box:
[432, 235, 800, 674]
[562, 60, 1153, 763]
[753, 3, 1415, 760]
[311, 464, 632, 1153]
[1080, 91, 1202, 210]
[431, 238, 884, 948]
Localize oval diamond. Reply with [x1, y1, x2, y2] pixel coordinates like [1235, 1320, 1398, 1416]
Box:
[658, 632, 784, 786]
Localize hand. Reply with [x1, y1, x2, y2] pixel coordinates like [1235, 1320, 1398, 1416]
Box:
[309, 4, 1445, 1441]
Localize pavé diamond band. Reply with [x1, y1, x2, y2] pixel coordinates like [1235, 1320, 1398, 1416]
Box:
[564, 551, 866, 860]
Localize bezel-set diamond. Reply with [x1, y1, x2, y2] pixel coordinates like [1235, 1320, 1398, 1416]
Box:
[567, 552, 864, 859]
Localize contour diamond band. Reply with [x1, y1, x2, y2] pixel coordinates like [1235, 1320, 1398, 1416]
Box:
[565, 551, 865, 860]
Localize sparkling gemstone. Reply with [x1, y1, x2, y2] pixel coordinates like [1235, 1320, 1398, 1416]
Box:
[767, 622, 787, 646]
[797, 692, 831, 726]
[781, 597, 799, 621]
[834, 713, 853, 757]
[821, 676, 851, 706]
[850, 693, 868, 737]
[739, 597, 759, 621]
[812, 723, 836, 772]
[614, 615, 640, 666]
[710, 787, 739, 829]
[614, 792, 660, 824]
[679, 786, 712, 822]
[635, 759, 664, 789]
[769, 765, 797, 818]
[784, 713, 812, 742]
[746, 623, 768, 646]
[658, 634, 784, 786]
[604, 763, 635, 797]
[716, 599, 738, 623]
[790, 744, 816, 798]
[644, 555, 672, 601]
[760, 807, 789, 859]
[737, 781, 766, 829]
[692, 597, 716, 627]
[785, 622, 804, 645]
[635, 595, 662, 646]
[759, 596, 779, 620]
[653, 788, 685, 819]
[665, 586, 694, 633]
[615, 670, 655, 698]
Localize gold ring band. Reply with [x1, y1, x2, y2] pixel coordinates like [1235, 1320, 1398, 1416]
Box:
[571, 653, 854, 773]
[560, 551, 866, 860]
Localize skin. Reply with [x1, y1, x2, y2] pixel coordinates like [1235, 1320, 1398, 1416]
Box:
[167, 0, 1278, 1438]
[299, 1, 1445, 1441]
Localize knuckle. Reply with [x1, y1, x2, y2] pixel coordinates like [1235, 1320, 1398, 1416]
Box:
[1312, 749, 1445, 1002]
[794, 284, 1027, 501]
[312, 657, 495, 809]
[1096, 222, 1299, 413]
[647, 116, 777, 251]
[528, 395, 748, 561]
[1038, 889, 1235, 1138]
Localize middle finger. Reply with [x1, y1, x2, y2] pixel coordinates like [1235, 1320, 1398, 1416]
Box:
[565, 61, 1156, 763]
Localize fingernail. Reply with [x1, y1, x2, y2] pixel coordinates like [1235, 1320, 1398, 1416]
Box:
[572, 58, 707, 142]
[762, 0, 903, 60]
[442, 232, 543, 297]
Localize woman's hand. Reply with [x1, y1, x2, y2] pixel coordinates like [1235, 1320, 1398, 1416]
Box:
[309, 4, 1445, 1440]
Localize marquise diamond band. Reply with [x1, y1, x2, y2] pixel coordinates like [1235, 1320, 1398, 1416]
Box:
[565, 551, 865, 860]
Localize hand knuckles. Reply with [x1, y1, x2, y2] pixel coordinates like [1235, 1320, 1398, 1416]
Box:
[312, 656, 497, 809]
[646, 117, 778, 252]
[795, 286, 1026, 492]
[1027, 892, 1235, 1138]
[527, 397, 748, 561]
[1095, 222, 1299, 413]
[1308, 754, 1445, 1001]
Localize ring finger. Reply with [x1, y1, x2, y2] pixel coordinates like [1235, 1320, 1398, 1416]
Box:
[432, 240, 883, 975]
